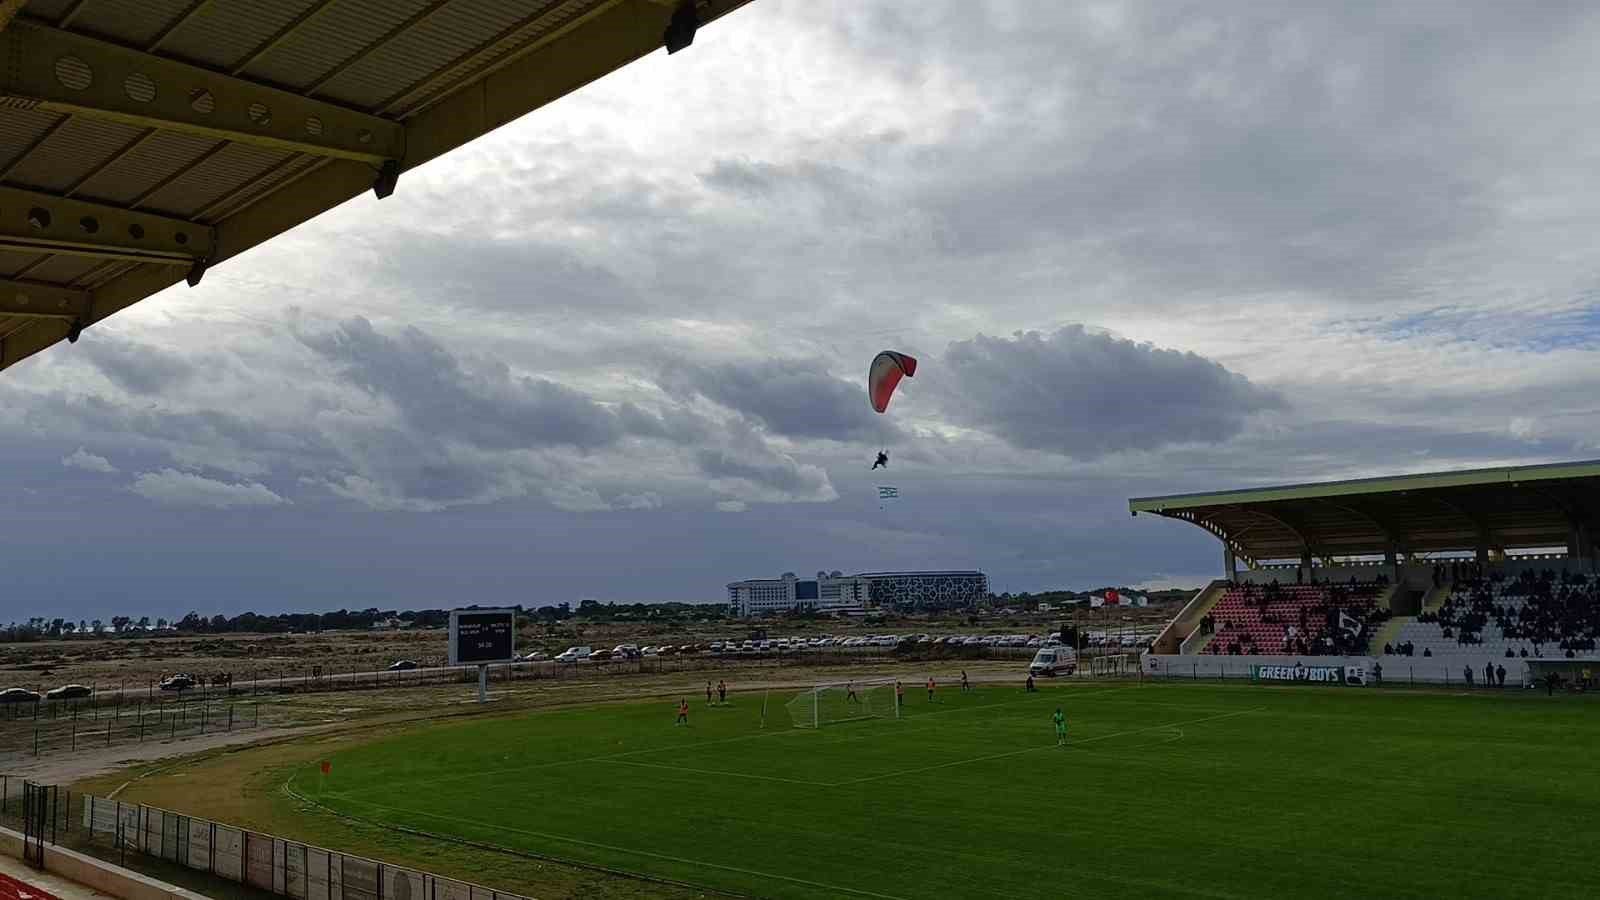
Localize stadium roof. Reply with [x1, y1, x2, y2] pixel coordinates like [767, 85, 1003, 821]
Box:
[0, 0, 752, 374]
[1129, 460, 1600, 565]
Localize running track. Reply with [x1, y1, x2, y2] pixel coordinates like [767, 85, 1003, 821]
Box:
[0, 873, 60, 900]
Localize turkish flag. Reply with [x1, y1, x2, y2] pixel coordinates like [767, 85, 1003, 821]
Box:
[320, 761, 331, 776]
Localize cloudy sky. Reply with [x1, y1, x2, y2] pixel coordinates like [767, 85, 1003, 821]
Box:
[5, 0, 1600, 621]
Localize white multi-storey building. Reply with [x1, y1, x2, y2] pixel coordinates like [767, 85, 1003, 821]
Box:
[727, 571, 872, 617]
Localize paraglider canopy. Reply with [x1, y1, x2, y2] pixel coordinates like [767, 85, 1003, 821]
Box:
[868, 351, 917, 413]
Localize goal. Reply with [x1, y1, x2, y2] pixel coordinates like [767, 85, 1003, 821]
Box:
[785, 679, 902, 728]
[1090, 654, 1136, 678]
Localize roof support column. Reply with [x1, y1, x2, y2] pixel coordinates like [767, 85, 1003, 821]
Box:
[1572, 523, 1596, 574]
[1223, 544, 1237, 581]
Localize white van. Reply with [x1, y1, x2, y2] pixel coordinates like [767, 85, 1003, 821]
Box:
[555, 646, 592, 663]
[1029, 647, 1076, 677]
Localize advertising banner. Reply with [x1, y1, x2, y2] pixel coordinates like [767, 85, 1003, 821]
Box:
[1250, 663, 1368, 686]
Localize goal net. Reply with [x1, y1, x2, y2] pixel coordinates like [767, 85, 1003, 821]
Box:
[785, 679, 901, 728]
[1090, 654, 1135, 678]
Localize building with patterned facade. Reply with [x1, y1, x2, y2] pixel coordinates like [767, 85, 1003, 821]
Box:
[727, 570, 988, 617]
[857, 571, 990, 612]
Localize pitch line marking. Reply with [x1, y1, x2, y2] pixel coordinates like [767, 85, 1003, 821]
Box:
[318, 793, 915, 900]
[338, 687, 1138, 799]
[601, 758, 833, 787]
[834, 707, 1265, 786]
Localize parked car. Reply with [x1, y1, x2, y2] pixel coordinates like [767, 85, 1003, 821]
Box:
[45, 684, 93, 701]
[522, 650, 550, 661]
[0, 687, 41, 704]
[588, 648, 614, 662]
[555, 646, 592, 663]
[388, 660, 419, 671]
[159, 674, 196, 693]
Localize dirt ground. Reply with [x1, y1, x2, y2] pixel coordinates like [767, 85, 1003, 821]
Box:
[0, 608, 1171, 694]
[3, 658, 1056, 790]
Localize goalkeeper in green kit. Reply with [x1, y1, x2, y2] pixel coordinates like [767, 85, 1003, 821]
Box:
[1053, 707, 1067, 746]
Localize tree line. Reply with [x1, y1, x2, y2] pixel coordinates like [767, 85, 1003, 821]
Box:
[1, 600, 736, 643]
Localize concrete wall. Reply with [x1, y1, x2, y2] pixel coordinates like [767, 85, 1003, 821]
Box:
[1151, 580, 1224, 655]
[1143, 653, 1533, 686]
[0, 824, 207, 900]
[83, 796, 525, 900]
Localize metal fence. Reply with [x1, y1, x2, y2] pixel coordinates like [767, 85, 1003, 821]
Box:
[0, 699, 260, 758]
[79, 794, 528, 900]
[0, 778, 75, 845]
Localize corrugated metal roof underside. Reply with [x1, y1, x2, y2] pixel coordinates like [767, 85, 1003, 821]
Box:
[1131, 466, 1600, 562]
[0, 0, 759, 372]
[65, 0, 201, 48]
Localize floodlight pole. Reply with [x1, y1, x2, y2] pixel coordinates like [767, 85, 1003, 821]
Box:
[477, 665, 488, 704]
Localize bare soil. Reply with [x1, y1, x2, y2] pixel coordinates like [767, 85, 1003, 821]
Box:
[0, 607, 1171, 694]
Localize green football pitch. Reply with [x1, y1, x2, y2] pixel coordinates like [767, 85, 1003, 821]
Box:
[294, 681, 1599, 899]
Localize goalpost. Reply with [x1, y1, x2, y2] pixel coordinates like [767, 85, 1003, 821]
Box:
[1090, 654, 1136, 678]
[784, 678, 902, 728]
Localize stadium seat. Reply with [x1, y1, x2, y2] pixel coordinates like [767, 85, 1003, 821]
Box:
[1201, 582, 1381, 656]
[1397, 569, 1599, 666]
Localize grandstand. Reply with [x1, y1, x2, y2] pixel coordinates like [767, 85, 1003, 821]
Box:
[1200, 581, 1383, 656]
[1131, 460, 1600, 682]
[1400, 567, 1600, 661]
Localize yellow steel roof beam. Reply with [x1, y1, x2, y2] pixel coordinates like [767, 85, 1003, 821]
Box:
[0, 20, 404, 165]
[0, 277, 91, 320]
[0, 186, 213, 267]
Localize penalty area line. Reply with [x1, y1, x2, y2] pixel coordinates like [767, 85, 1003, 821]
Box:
[835, 707, 1265, 786]
[321, 793, 916, 900]
[601, 758, 832, 787]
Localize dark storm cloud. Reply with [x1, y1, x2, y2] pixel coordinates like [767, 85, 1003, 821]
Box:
[659, 356, 896, 444]
[695, 445, 833, 501]
[700, 159, 863, 202]
[693, 421, 835, 503]
[79, 338, 197, 395]
[8, 0, 1600, 621]
[938, 326, 1284, 457]
[796, 1, 1600, 300]
[298, 316, 625, 452]
[364, 233, 639, 314]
